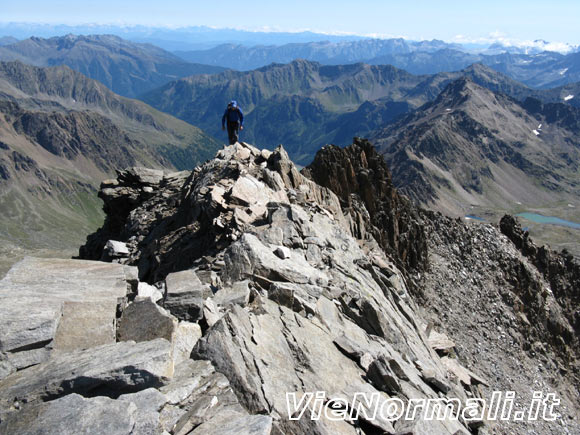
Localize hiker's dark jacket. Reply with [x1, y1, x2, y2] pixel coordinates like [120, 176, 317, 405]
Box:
[222, 106, 244, 127]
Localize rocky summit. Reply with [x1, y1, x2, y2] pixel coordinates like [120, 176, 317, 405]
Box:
[1, 140, 578, 434]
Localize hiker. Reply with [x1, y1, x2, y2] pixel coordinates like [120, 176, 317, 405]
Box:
[222, 100, 244, 145]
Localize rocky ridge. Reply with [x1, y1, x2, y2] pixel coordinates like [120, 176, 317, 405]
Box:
[1, 140, 578, 434]
[2, 141, 489, 434]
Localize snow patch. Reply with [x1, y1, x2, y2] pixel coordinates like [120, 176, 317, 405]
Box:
[564, 95, 574, 101]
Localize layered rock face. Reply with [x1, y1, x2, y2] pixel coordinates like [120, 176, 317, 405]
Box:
[3, 141, 579, 434]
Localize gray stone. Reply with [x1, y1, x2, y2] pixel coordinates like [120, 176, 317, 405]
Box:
[213, 280, 251, 307]
[440, 356, 488, 387]
[123, 265, 139, 292]
[0, 258, 129, 368]
[5, 347, 51, 371]
[0, 352, 15, 380]
[173, 322, 202, 365]
[268, 282, 317, 316]
[118, 388, 167, 435]
[122, 167, 164, 185]
[164, 269, 212, 321]
[104, 240, 130, 257]
[137, 282, 164, 302]
[223, 233, 324, 284]
[260, 149, 272, 160]
[420, 368, 452, 394]
[53, 299, 118, 353]
[274, 246, 291, 259]
[203, 298, 222, 327]
[160, 359, 247, 433]
[118, 299, 177, 344]
[366, 357, 402, 395]
[0, 393, 137, 435]
[118, 387, 168, 412]
[0, 302, 61, 367]
[230, 175, 266, 207]
[428, 330, 456, 353]
[194, 300, 396, 434]
[0, 338, 173, 409]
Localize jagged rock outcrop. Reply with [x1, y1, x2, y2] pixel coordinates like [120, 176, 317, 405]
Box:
[303, 137, 428, 274]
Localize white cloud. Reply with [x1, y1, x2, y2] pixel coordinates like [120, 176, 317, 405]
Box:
[451, 31, 578, 54]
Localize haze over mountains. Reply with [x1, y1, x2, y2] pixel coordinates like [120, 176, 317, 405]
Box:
[0, 35, 226, 97]
[0, 60, 220, 265]
[0, 23, 370, 50]
[175, 39, 580, 88]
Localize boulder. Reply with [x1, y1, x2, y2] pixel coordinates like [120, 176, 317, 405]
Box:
[118, 388, 168, 435]
[0, 338, 173, 410]
[164, 269, 213, 321]
[213, 280, 251, 308]
[428, 330, 456, 353]
[137, 282, 164, 303]
[159, 359, 248, 434]
[0, 258, 130, 368]
[119, 167, 164, 186]
[0, 352, 15, 381]
[366, 357, 402, 395]
[53, 299, 118, 353]
[203, 298, 222, 327]
[117, 299, 177, 344]
[223, 233, 324, 285]
[102, 240, 130, 260]
[0, 393, 137, 435]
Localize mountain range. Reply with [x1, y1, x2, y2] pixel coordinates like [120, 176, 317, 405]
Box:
[0, 32, 578, 262]
[0, 60, 220, 266]
[370, 78, 580, 253]
[174, 38, 461, 70]
[0, 35, 226, 97]
[0, 24, 370, 51]
[142, 59, 579, 164]
[175, 39, 580, 89]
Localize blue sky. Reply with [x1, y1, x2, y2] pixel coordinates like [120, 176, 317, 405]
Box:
[3, 0, 580, 44]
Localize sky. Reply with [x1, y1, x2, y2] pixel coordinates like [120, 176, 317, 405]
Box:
[2, 0, 580, 45]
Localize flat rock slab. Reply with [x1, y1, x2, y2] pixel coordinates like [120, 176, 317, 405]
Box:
[191, 411, 273, 435]
[53, 300, 118, 353]
[0, 338, 173, 411]
[0, 393, 137, 435]
[0, 257, 130, 366]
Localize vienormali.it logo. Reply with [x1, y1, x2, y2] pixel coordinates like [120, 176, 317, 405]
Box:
[286, 391, 560, 422]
